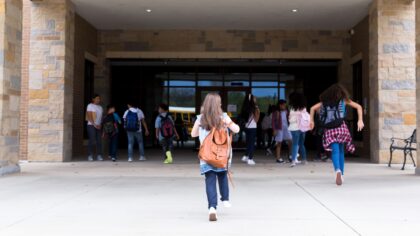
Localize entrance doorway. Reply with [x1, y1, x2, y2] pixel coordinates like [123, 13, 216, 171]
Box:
[110, 59, 338, 151]
[197, 87, 250, 146]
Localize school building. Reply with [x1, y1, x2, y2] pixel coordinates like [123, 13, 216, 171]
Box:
[0, 0, 419, 175]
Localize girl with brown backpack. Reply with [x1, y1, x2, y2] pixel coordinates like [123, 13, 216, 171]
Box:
[191, 93, 240, 222]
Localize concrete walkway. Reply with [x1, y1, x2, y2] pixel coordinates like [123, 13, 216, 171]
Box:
[0, 150, 419, 236]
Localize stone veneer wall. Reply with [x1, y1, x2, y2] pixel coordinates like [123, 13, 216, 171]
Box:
[26, 0, 74, 162]
[369, 0, 416, 164]
[0, 0, 22, 175]
[95, 30, 353, 106]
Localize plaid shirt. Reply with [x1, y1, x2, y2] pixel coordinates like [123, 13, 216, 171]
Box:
[323, 122, 355, 153]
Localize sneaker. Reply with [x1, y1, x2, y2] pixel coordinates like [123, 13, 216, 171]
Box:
[276, 159, 285, 164]
[290, 161, 296, 167]
[88, 155, 94, 161]
[247, 159, 256, 165]
[335, 171, 343, 186]
[241, 156, 249, 162]
[222, 201, 232, 208]
[165, 151, 173, 164]
[111, 157, 116, 162]
[209, 207, 217, 222]
[97, 155, 104, 161]
[295, 160, 302, 164]
[128, 157, 133, 162]
[139, 156, 147, 161]
[301, 160, 308, 165]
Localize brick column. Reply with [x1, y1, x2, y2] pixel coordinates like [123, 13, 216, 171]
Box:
[0, 0, 22, 175]
[27, 0, 75, 161]
[369, 0, 416, 164]
[416, 0, 420, 175]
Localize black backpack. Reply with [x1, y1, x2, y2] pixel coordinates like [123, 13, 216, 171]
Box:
[103, 114, 117, 136]
[319, 102, 345, 129]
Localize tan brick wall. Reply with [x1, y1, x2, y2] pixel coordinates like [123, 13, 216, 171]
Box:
[0, 0, 22, 175]
[26, 0, 75, 162]
[72, 14, 97, 157]
[19, 0, 30, 161]
[369, 0, 416, 164]
[95, 29, 353, 106]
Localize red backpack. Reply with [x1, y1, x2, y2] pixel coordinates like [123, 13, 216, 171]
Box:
[160, 114, 175, 138]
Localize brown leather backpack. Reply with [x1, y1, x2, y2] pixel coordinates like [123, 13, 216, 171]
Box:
[198, 127, 232, 169]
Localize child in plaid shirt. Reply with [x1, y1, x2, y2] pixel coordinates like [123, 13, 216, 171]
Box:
[309, 84, 364, 186]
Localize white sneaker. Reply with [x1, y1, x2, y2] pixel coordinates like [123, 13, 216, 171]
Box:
[222, 201, 232, 208]
[88, 155, 93, 161]
[97, 155, 104, 161]
[128, 157, 133, 162]
[290, 161, 296, 167]
[247, 159, 256, 165]
[209, 207, 217, 221]
[139, 156, 146, 161]
[295, 160, 302, 164]
[241, 156, 249, 162]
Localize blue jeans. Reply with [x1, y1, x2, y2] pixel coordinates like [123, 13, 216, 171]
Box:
[127, 131, 145, 158]
[291, 131, 307, 161]
[87, 125, 102, 156]
[245, 128, 257, 159]
[331, 143, 345, 174]
[205, 171, 229, 209]
[108, 134, 118, 158]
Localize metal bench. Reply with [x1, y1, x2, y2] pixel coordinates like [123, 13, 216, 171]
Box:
[389, 129, 417, 170]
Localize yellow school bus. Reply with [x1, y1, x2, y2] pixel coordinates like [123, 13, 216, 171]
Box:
[169, 106, 196, 134]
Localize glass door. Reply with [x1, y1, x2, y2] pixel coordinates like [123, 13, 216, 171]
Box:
[196, 87, 249, 147]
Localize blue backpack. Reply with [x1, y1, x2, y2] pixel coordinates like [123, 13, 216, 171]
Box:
[125, 110, 139, 131]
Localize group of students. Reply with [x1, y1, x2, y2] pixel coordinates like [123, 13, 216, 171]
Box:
[85, 95, 179, 164]
[86, 83, 364, 222]
[194, 83, 364, 221]
[240, 92, 312, 167]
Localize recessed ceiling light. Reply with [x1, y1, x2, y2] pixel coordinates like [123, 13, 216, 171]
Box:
[146, 9, 152, 13]
[292, 9, 298, 13]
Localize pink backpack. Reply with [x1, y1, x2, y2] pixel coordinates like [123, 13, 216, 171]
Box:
[298, 110, 311, 132]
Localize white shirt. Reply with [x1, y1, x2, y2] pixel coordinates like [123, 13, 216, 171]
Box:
[246, 116, 257, 129]
[86, 103, 103, 126]
[288, 108, 306, 131]
[123, 107, 145, 132]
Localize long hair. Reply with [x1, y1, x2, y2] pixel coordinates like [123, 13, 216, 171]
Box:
[289, 92, 306, 110]
[240, 93, 257, 121]
[319, 84, 350, 106]
[200, 93, 223, 131]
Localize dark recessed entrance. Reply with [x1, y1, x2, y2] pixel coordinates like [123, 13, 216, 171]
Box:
[110, 59, 338, 150]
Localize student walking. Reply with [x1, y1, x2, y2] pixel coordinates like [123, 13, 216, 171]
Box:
[123, 102, 150, 162]
[191, 93, 240, 222]
[240, 94, 260, 165]
[86, 94, 104, 161]
[155, 103, 179, 164]
[102, 105, 122, 162]
[309, 84, 364, 186]
[262, 105, 275, 155]
[288, 92, 310, 167]
[272, 100, 292, 163]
